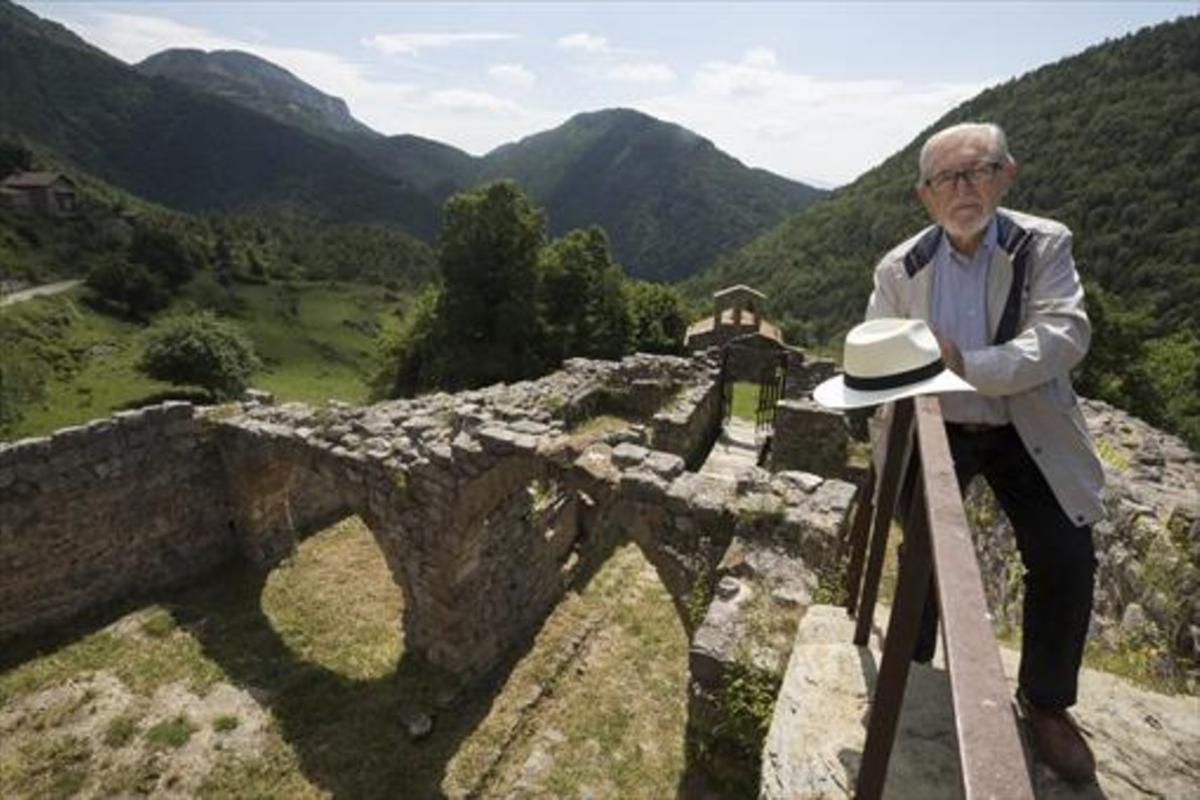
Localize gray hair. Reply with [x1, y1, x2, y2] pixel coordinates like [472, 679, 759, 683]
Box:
[917, 122, 1013, 185]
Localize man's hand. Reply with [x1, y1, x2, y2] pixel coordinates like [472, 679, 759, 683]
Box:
[936, 335, 965, 377]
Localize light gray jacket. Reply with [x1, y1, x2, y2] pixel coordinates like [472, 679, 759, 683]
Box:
[866, 208, 1105, 525]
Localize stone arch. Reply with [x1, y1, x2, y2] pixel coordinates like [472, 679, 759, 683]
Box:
[215, 423, 606, 682]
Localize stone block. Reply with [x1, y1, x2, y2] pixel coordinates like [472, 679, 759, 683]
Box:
[161, 400, 195, 419]
[645, 450, 685, 479]
[49, 424, 91, 449]
[8, 436, 51, 457]
[476, 425, 517, 454]
[509, 419, 550, 436]
[813, 479, 857, 515]
[619, 467, 668, 500]
[774, 470, 823, 494]
[769, 399, 849, 478]
[612, 442, 649, 467]
[112, 408, 148, 427]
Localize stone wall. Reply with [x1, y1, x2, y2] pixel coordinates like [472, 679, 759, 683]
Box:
[651, 378, 723, 469]
[782, 355, 836, 400]
[968, 399, 1199, 682]
[768, 399, 850, 478]
[0, 402, 235, 642]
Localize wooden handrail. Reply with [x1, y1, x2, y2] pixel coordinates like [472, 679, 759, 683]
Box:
[844, 396, 1034, 799]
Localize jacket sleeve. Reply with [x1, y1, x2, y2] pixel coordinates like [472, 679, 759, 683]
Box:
[962, 230, 1091, 396]
[865, 260, 904, 320]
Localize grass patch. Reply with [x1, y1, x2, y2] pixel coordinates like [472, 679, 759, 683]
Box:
[1, 735, 91, 799]
[2, 521, 694, 797]
[141, 608, 178, 639]
[213, 714, 240, 733]
[1, 280, 405, 440]
[260, 516, 404, 679]
[445, 542, 689, 798]
[1095, 435, 1132, 472]
[103, 714, 140, 748]
[144, 715, 197, 750]
[729, 381, 759, 421]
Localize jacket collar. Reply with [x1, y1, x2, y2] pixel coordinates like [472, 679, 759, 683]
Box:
[903, 210, 1030, 278]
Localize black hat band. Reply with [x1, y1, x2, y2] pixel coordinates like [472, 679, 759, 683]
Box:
[843, 358, 945, 391]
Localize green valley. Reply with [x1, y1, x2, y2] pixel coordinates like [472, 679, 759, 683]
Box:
[1, 281, 403, 439]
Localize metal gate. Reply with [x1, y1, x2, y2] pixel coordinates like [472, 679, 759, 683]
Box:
[718, 343, 788, 429]
[755, 360, 785, 432]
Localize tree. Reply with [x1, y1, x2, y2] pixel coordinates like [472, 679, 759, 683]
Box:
[437, 181, 546, 388]
[626, 280, 689, 354]
[85, 255, 168, 318]
[377, 181, 694, 398]
[0, 140, 33, 178]
[537, 227, 631, 363]
[137, 312, 261, 399]
[129, 223, 203, 288]
[374, 286, 443, 398]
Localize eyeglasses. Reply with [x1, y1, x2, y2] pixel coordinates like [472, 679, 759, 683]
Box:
[925, 162, 1002, 194]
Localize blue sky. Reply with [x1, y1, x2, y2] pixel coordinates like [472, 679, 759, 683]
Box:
[27, 1, 1195, 186]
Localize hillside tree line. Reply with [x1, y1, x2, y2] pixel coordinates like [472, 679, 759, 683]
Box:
[375, 181, 689, 398]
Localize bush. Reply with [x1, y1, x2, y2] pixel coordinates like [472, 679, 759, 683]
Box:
[129, 224, 203, 288]
[137, 312, 260, 399]
[85, 255, 167, 318]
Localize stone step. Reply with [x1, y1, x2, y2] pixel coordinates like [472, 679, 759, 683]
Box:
[762, 605, 1200, 799]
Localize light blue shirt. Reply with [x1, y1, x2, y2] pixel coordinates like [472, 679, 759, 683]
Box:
[930, 216, 1010, 425]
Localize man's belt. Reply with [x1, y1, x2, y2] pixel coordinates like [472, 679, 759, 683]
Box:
[946, 422, 1010, 435]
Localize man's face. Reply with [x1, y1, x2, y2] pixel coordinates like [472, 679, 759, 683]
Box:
[917, 135, 1015, 242]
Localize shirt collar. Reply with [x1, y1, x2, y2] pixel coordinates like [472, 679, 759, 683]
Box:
[944, 215, 998, 266]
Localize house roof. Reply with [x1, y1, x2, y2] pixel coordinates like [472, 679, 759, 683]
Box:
[712, 284, 766, 301]
[685, 312, 782, 343]
[0, 171, 76, 189]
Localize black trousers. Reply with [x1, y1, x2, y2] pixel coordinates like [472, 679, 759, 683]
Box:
[913, 424, 1096, 708]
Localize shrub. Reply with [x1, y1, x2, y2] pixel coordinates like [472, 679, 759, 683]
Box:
[137, 312, 260, 399]
[85, 255, 167, 318]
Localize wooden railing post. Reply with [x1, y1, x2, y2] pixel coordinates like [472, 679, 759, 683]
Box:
[855, 447, 931, 799]
[852, 398, 914, 647]
[844, 396, 1035, 800]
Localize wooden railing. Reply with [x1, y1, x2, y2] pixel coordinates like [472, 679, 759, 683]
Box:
[843, 396, 1034, 799]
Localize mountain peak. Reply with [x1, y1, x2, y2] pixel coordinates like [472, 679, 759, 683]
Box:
[136, 48, 375, 137]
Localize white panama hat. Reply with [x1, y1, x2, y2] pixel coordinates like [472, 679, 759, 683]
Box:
[813, 318, 976, 410]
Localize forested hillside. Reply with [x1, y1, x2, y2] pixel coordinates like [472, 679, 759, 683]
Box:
[479, 109, 827, 282]
[0, 1, 442, 236]
[691, 16, 1200, 445]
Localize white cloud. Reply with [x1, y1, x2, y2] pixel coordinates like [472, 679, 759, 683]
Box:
[362, 32, 516, 57]
[744, 47, 777, 69]
[34, 8, 986, 184]
[604, 62, 675, 84]
[429, 89, 521, 114]
[635, 49, 987, 185]
[488, 63, 536, 88]
[64, 11, 418, 112]
[46, 10, 554, 152]
[556, 32, 610, 54]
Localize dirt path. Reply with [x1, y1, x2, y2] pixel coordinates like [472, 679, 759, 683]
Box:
[0, 279, 82, 307]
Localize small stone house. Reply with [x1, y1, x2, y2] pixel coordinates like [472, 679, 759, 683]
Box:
[0, 171, 78, 217]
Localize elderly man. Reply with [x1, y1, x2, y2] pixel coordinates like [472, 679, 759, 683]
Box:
[866, 122, 1104, 783]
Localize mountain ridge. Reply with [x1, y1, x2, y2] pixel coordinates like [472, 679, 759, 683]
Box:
[136, 48, 376, 138]
[0, 0, 826, 281]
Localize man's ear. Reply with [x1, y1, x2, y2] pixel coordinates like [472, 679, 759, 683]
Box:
[916, 184, 935, 216]
[1000, 158, 1018, 189]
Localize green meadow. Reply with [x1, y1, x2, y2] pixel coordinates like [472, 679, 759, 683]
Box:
[1, 281, 403, 441]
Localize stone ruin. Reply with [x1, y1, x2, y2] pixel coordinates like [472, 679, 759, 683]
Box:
[6, 344, 1192, 793]
[0, 350, 859, 789]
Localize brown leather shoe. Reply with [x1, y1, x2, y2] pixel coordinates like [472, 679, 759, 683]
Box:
[1016, 690, 1097, 784]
